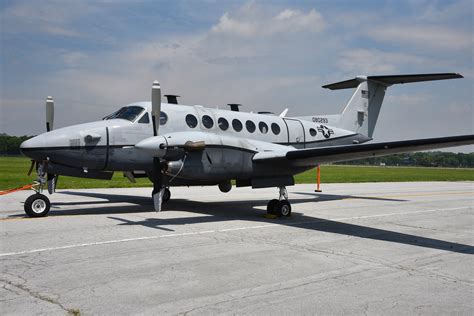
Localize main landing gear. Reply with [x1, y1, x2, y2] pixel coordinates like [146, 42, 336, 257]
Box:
[266, 186, 291, 217]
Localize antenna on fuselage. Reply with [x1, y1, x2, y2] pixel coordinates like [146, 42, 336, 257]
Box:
[228, 103, 241, 112]
[151, 81, 161, 136]
[164, 95, 180, 104]
[46, 96, 54, 132]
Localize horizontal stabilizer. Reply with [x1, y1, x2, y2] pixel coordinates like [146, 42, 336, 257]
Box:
[323, 73, 463, 90]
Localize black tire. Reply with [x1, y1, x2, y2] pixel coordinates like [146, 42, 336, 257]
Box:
[267, 199, 279, 215]
[24, 194, 50, 217]
[163, 188, 171, 202]
[275, 200, 291, 217]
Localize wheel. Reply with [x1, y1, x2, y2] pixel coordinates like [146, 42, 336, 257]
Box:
[275, 200, 291, 217]
[266, 199, 279, 215]
[162, 188, 171, 202]
[24, 194, 50, 217]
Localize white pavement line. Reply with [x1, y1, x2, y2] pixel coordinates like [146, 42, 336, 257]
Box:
[0, 206, 471, 258]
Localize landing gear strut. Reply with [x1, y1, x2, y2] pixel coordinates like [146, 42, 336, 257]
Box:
[266, 186, 291, 217]
[24, 161, 51, 217]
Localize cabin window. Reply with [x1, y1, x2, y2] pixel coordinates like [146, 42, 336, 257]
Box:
[160, 112, 168, 125]
[232, 119, 243, 132]
[186, 114, 198, 128]
[271, 123, 281, 135]
[218, 117, 229, 131]
[202, 115, 214, 129]
[259, 122, 268, 134]
[309, 128, 317, 136]
[246, 120, 256, 133]
[138, 113, 150, 124]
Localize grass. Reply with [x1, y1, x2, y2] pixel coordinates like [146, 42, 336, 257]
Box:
[298, 164, 474, 183]
[0, 156, 152, 190]
[1, 156, 473, 191]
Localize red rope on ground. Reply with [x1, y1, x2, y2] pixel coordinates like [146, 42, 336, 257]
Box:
[0, 184, 35, 196]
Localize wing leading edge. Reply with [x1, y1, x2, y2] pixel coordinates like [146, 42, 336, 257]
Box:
[253, 135, 474, 167]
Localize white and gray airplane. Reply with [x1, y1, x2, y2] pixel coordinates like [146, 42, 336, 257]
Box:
[20, 73, 474, 217]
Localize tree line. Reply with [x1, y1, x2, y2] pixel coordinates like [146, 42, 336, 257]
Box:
[337, 152, 474, 168]
[0, 134, 33, 155]
[1, 134, 473, 167]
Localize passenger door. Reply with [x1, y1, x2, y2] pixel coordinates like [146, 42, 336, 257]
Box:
[283, 118, 305, 148]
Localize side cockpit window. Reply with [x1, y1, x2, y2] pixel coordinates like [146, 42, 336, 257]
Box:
[138, 112, 167, 125]
[138, 113, 150, 124]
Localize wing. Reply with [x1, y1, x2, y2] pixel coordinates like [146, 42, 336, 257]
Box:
[253, 135, 474, 167]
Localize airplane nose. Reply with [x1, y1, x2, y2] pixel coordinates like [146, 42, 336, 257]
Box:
[20, 135, 48, 160]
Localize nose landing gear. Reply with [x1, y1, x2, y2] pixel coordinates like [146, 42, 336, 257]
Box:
[266, 186, 291, 217]
[24, 193, 50, 217]
[24, 161, 51, 217]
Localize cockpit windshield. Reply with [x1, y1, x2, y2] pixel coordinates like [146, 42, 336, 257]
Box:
[103, 106, 145, 122]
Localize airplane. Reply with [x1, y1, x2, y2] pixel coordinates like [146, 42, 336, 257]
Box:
[19, 72, 474, 218]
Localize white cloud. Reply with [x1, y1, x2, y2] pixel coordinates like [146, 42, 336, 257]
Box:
[211, 6, 325, 37]
[272, 9, 326, 33]
[336, 49, 436, 74]
[211, 12, 257, 37]
[368, 25, 472, 50]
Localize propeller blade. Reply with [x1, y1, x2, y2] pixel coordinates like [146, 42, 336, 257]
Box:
[151, 81, 161, 136]
[46, 96, 54, 132]
[47, 173, 57, 194]
[152, 158, 164, 212]
[27, 160, 35, 176]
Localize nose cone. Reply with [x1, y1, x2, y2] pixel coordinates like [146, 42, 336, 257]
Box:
[135, 136, 168, 157]
[20, 134, 48, 160]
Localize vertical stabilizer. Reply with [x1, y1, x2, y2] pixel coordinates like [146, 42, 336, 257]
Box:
[337, 78, 386, 138]
[322, 73, 462, 138]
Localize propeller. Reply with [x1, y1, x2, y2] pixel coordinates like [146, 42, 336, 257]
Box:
[47, 172, 58, 194]
[150, 80, 165, 211]
[46, 96, 54, 132]
[27, 96, 58, 192]
[45, 96, 58, 192]
[27, 160, 37, 176]
[146, 81, 206, 211]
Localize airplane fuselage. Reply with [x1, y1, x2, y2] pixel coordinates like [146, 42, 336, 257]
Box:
[21, 102, 368, 186]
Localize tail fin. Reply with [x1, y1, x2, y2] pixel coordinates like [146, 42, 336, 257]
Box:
[323, 73, 463, 138]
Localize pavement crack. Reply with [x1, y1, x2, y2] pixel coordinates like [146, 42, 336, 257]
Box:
[0, 278, 79, 315]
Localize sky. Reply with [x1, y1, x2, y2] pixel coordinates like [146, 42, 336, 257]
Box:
[0, 0, 473, 151]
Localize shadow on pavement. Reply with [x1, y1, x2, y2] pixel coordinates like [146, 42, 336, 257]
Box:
[8, 189, 473, 255]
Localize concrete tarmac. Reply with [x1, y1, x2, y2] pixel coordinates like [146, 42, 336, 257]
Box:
[1, 182, 473, 315]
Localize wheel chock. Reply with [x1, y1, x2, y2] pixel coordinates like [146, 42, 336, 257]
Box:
[263, 214, 279, 219]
